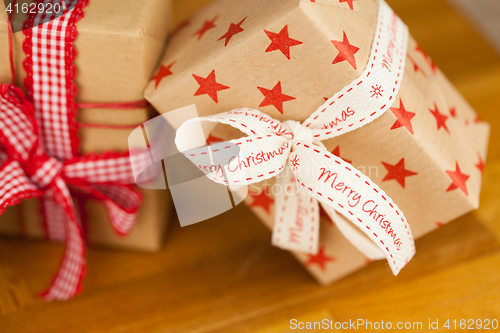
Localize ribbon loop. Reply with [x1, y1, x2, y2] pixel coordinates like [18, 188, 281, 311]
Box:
[176, 0, 416, 275]
[0, 83, 142, 300]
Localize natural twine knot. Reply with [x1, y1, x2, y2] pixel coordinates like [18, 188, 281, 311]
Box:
[284, 120, 314, 147]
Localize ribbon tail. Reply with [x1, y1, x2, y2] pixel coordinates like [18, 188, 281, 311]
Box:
[272, 164, 320, 255]
[40, 177, 85, 301]
[320, 202, 385, 260]
[0, 159, 42, 215]
[290, 143, 415, 275]
[64, 181, 143, 236]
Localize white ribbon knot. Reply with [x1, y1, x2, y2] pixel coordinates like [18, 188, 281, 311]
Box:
[285, 120, 314, 147]
[175, 0, 416, 275]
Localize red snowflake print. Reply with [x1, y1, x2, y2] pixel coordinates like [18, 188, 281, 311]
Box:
[290, 155, 300, 171]
[370, 84, 383, 98]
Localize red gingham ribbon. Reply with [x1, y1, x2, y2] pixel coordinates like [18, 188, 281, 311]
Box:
[0, 84, 142, 301]
[0, 0, 144, 301]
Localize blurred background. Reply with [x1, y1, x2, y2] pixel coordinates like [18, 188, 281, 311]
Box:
[1, 0, 500, 332]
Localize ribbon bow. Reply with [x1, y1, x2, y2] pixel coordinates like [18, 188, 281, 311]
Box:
[176, 0, 415, 275]
[0, 84, 142, 300]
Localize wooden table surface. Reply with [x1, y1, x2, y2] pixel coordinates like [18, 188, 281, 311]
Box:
[1, 0, 500, 332]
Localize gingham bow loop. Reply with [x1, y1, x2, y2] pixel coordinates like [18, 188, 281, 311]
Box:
[176, 0, 416, 275]
[0, 84, 142, 300]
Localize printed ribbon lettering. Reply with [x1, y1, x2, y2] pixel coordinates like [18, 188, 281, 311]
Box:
[175, 0, 415, 275]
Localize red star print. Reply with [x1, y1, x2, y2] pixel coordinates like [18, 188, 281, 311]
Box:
[331, 146, 352, 164]
[306, 246, 335, 271]
[475, 154, 485, 174]
[436, 222, 444, 227]
[193, 70, 230, 103]
[407, 55, 427, 77]
[257, 81, 295, 114]
[390, 99, 416, 135]
[429, 103, 450, 134]
[173, 19, 191, 36]
[446, 162, 470, 196]
[331, 32, 360, 69]
[206, 134, 223, 145]
[249, 188, 274, 214]
[193, 16, 219, 40]
[449, 106, 457, 118]
[416, 45, 437, 74]
[218, 17, 247, 46]
[339, 0, 355, 10]
[152, 61, 175, 89]
[382, 158, 417, 188]
[264, 25, 303, 60]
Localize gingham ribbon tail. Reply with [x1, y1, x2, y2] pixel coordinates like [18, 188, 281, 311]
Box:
[176, 0, 416, 274]
[0, 84, 142, 300]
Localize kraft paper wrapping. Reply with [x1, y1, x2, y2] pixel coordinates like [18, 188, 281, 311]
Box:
[163, 0, 485, 280]
[0, 0, 173, 252]
[145, 0, 490, 282]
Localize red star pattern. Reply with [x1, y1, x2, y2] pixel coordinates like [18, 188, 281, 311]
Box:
[475, 154, 485, 175]
[258, 81, 295, 114]
[449, 106, 457, 118]
[339, 0, 355, 10]
[429, 103, 450, 134]
[382, 158, 417, 188]
[249, 188, 274, 214]
[306, 246, 335, 271]
[416, 45, 437, 74]
[445, 162, 470, 196]
[193, 16, 219, 40]
[193, 70, 230, 103]
[331, 146, 352, 164]
[152, 61, 175, 89]
[218, 17, 247, 46]
[264, 25, 303, 60]
[206, 133, 223, 145]
[407, 55, 427, 77]
[390, 99, 416, 134]
[173, 19, 191, 36]
[331, 32, 360, 69]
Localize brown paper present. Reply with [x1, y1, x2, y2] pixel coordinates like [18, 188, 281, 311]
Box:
[0, 0, 173, 252]
[145, 0, 490, 283]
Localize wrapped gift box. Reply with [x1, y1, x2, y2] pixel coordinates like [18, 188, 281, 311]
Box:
[0, 0, 173, 252]
[150, 0, 490, 284]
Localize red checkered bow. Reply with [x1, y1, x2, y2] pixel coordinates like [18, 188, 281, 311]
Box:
[0, 85, 142, 301]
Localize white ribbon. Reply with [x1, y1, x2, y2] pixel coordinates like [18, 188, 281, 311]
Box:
[175, 0, 415, 275]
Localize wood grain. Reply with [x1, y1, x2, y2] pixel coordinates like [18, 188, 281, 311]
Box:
[0, 0, 499, 332]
